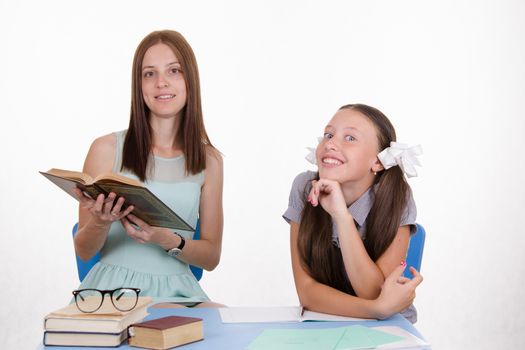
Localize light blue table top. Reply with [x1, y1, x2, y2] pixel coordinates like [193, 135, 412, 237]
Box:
[40, 307, 427, 349]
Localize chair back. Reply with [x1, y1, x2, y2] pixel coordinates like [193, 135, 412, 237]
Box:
[71, 223, 100, 282]
[189, 223, 203, 281]
[72, 222, 204, 282]
[404, 223, 426, 278]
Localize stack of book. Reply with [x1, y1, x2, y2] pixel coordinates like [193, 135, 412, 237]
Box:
[43, 297, 152, 347]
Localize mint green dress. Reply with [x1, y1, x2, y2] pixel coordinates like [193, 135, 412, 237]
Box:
[78, 130, 209, 303]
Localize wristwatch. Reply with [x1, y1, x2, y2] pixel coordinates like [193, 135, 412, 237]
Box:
[167, 232, 185, 257]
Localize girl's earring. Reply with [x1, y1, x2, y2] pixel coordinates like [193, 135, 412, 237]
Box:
[374, 171, 377, 176]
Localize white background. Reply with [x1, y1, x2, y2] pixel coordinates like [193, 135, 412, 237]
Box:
[1, 1, 524, 349]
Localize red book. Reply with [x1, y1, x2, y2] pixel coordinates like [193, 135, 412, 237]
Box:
[128, 316, 203, 349]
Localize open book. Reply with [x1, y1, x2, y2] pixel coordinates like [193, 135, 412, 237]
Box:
[218, 306, 372, 323]
[40, 168, 194, 231]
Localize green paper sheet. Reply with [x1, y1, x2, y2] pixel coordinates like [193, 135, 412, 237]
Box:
[335, 325, 404, 349]
[246, 327, 346, 350]
[246, 325, 405, 350]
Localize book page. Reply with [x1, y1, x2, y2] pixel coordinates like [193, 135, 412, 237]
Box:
[301, 309, 372, 322]
[219, 306, 302, 323]
[219, 307, 373, 323]
[94, 172, 142, 187]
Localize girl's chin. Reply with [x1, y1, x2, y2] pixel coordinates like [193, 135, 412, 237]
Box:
[318, 171, 341, 181]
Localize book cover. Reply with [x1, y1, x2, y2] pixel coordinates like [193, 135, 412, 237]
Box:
[40, 168, 194, 230]
[128, 316, 203, 350]
[44, 296, 151, 333]
[130, 316, 202, 330]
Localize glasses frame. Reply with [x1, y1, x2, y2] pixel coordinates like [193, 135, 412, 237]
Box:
[72, 287, 141, 313]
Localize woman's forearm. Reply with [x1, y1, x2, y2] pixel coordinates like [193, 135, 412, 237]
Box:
[74, 215, 111, 261]
[175, 238, 221, 271]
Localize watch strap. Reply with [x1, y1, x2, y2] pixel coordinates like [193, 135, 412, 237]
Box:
[174, 232, 185, 250]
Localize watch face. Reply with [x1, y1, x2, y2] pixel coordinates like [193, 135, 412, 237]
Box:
[168, 248, 182, 257]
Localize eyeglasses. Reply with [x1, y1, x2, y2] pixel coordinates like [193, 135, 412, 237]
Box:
[72, 288, 141, 313]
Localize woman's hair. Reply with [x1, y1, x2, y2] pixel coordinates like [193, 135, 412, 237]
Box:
[297, 103, 410, 295]
[122, 30, 214, 180]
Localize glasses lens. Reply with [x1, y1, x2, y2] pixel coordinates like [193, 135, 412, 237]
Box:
[75, 289, 103, 313]
[111, 288, 139, 311]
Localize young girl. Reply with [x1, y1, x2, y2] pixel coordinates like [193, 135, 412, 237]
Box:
[72, 30, 223, 307]
[283, 104, 423, 322]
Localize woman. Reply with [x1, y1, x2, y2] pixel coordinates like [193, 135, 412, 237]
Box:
[73, 30, 223, 307]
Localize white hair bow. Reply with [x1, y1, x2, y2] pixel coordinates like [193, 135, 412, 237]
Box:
[305, 147, 317, 164]
[377, 142, 423, 178]
[305, 137, 324, 165]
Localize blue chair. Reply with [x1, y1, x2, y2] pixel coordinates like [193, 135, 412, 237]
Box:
[404, 223, 426, 278]
[72, 221, 203, 282]
[71, 223, 100, 282]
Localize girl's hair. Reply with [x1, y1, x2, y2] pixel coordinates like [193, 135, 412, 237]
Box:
[122, 30, 215, 181]
[297, 103, 410, 295]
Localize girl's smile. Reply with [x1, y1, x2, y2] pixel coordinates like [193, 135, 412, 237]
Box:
[316, 108, 383, 187]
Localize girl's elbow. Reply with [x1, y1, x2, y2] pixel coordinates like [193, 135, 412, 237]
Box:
[299, 295, 313, 309]
[359, 290, 381, 300]
[296, 286, 314, 308]
[354, 284, 382, 300]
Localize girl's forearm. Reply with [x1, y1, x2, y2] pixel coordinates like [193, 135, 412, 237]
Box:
[334, 214, 385, 298]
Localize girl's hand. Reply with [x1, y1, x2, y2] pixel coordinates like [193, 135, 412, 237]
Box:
[373, 263, 423, 319]
[121, 214, 176, 249]
[308, 179, 349, 220]
[73, 188, 134, 225]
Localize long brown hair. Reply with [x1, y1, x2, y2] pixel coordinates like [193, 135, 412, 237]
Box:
[297, 104, 410, 295]
[122, 30, 214, 181]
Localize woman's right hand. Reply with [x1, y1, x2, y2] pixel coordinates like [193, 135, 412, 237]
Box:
[73, 188, 134, 226]
[373, 262, 423, 319]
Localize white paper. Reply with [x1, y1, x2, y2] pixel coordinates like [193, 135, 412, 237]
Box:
[219, 306, 371, 324]
[219, 306, 301, 323]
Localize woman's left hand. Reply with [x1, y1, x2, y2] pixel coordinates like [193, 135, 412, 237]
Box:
[121, 214, 175, 249]
[308, 178, 349, 220]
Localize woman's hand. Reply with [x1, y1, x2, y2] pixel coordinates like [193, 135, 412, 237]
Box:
[308, 179, 349, 220]
[73, 188, 134, 226]
[373, 262, 423, 319]
[120, 214, 177, 249]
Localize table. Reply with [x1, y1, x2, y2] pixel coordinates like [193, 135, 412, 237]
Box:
[40, 307, 428, 349]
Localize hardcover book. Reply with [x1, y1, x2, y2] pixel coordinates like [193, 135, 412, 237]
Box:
[43, 329, 128, 347]
[128, 316, 203, 349]
[44, 296, 152, 333]
[40, 168, 194, 230]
